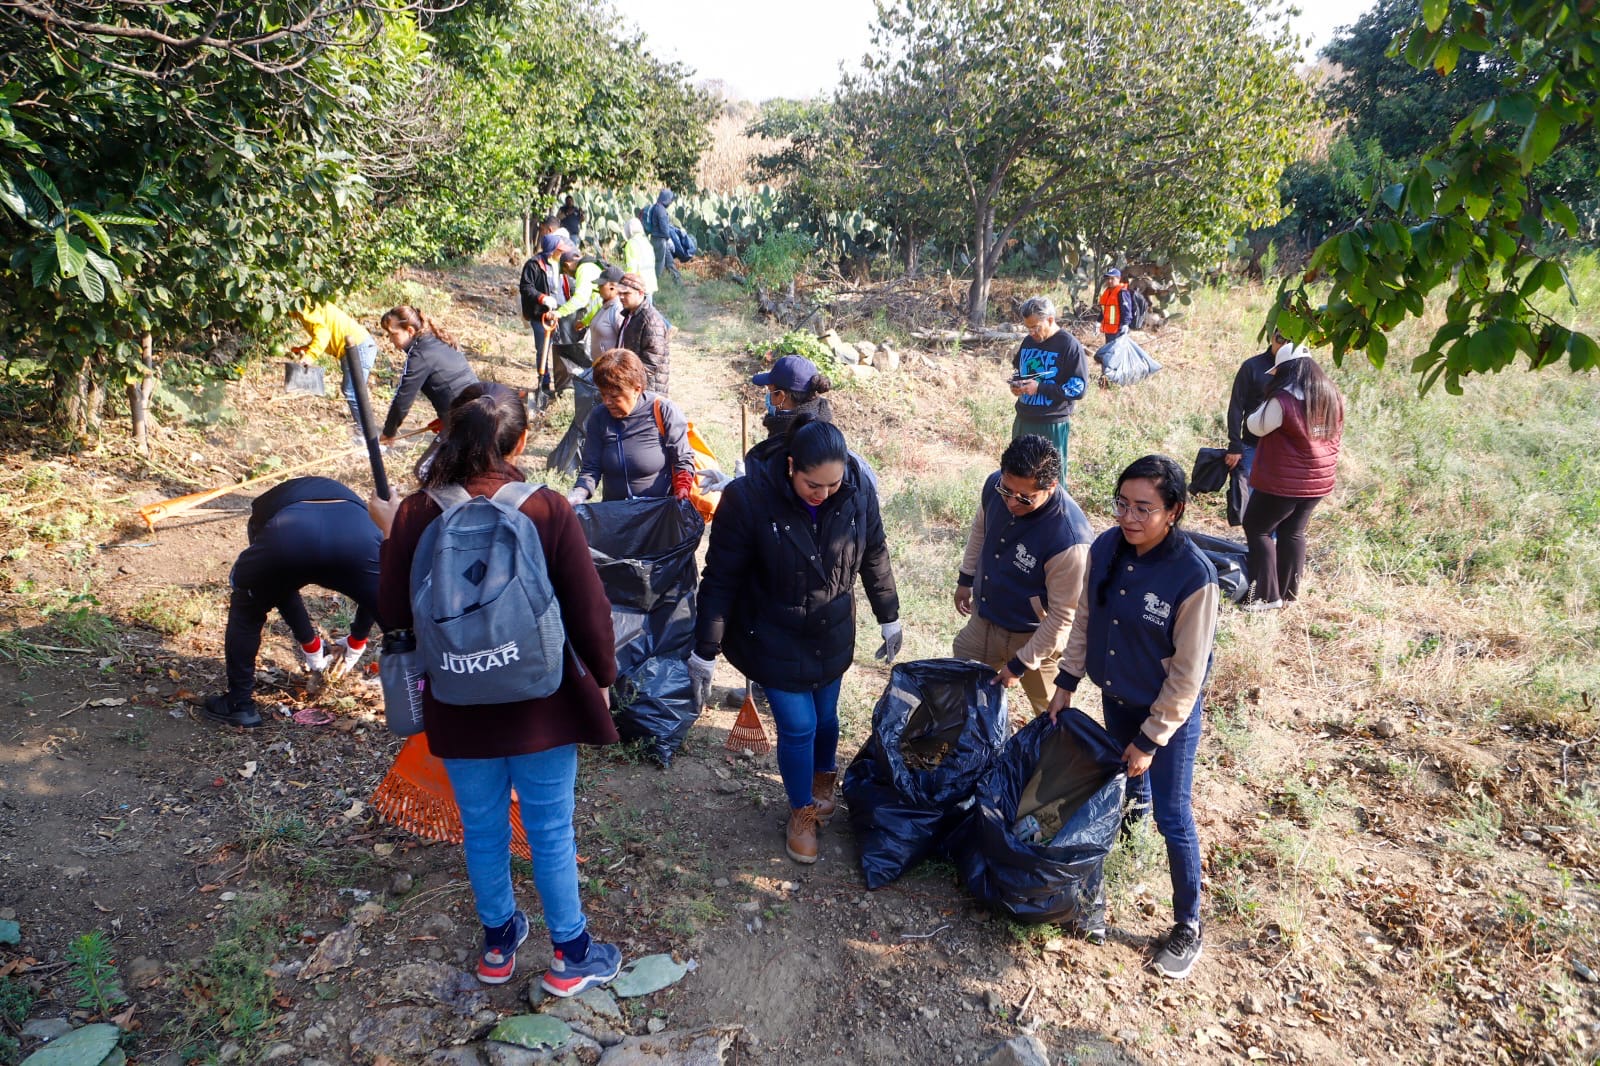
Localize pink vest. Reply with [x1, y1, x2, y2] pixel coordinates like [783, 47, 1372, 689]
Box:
[1249, 393, 1341, 498]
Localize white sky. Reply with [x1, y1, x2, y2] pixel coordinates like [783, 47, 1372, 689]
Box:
[610, 0, 1378, 102]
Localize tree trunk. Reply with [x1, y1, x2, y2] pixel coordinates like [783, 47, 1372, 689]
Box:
[903, 223, 920, 277]
[965, 206, 996, 328]
[522, 208, 533, 257]
[128, 332, 156, 457]
[54, 353, 105, 440]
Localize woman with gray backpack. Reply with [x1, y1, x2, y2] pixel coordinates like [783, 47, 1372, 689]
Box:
[368, 381, 625, 993]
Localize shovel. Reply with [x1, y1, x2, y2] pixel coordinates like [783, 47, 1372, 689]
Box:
[343, 348, 391, 501]
[283, 360, 326, 396]
[529, 323, 557, 415]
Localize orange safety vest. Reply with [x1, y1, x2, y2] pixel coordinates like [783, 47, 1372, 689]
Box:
[1100, 283, 1125, 335]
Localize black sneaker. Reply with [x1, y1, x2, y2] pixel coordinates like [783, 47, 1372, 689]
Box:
[1151, 922, 1202, 979]
[203, 693, 264, 728]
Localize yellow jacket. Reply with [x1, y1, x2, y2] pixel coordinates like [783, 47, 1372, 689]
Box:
[296, 304, 373, 359]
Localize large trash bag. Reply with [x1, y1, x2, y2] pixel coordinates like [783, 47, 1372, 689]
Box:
[842, 659, 1012, 889]
[547, 369, 600, 476]
[1186, 531, 1248, 604]
[1093, 334, 1162, 387]
[1189, 447, 1229, 494]
[949, 710, 1126, 926]
[576, 497, 705, 765]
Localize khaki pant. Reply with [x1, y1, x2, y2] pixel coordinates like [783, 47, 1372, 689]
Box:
[952, 615, 1059, 719]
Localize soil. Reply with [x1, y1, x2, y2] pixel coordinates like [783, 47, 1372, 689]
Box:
[1, 257, 1597, 1066]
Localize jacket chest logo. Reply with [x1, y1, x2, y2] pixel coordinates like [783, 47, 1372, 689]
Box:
[1142, 592, 1171, 624]
[1012, 543, 1037, 573]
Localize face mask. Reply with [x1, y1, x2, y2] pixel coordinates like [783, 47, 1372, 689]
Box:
[765, 393, 778, 417]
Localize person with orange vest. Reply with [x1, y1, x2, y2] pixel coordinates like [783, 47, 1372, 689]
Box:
[1099, 268, 1136, 341]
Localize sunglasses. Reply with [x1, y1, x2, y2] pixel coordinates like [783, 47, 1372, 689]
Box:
[995, 484, 1042, 506]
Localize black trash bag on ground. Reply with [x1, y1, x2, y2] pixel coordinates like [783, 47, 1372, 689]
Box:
[1093, 334, 1162, 387]
[547, 369, 599, 476]
[575, 497, 705, 765]
[1186, 531, 1248, 604]
[842, 659, 1012, 889]
[949, 709, 1126, 926]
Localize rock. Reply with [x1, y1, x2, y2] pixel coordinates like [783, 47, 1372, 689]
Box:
[1521, 829, 1543, 845]
[592, 1025, 741, 1066]
[840, 363, 877, 383]
[1574, 960, 1599, 983]
[421, 912, 458, 938]
[646, 1018, 667, 1034]
[349, 1006, 446, 1061]
[1245, 993, 1267, 1015]
[260, 1043, 298, 1061]
[300, 924, 359, 979]
[541, 987, 628, 1047]
[21, 1018, 74, 1042]
[981, 989, 1004, 1014]
[485, 1033, 602, 1065]
[853, 341, 878, 362]
[1373, 718, 1401, 739]
[218, 1040, 243, 1063]
[871, 346, 900, 373]
[390, 871, 416, 895]
[424, 1048, 487, 1066]
[978, 1034, 1051, 1066]
[712, 879, 729, 889]
[720, 689, 745, 709]
[126, 956, 164, 988]
[350, 901, 387, 927]
[385, 961, 490, 1016]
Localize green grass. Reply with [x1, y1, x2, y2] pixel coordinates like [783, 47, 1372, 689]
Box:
[174, 890, 287, 1061]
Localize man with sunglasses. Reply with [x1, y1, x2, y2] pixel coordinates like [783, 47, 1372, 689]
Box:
[952, 435, 1093, 718]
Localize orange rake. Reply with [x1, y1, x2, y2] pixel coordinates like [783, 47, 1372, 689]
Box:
[724, 685, 770, 755]
[370, 732, 531, 860]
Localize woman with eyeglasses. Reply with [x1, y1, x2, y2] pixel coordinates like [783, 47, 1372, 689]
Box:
[567, 349, 695, 505]
[1240, 343, 1344, 610]
[1047, 454, 1219, 980]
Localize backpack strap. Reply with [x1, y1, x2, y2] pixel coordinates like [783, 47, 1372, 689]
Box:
[651, 397, 665, 443]
[425, 485, 472, 512]
[489, 481, 541, 511]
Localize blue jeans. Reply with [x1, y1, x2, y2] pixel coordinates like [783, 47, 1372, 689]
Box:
[1101, 696, 1203, 927]
[442, 746, 587, 943]
[1237, 444, 1256, 480]
[763, 680, 843, 810]
[341, 339, 378, 434]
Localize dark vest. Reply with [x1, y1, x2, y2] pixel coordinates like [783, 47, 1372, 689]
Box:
[972, 473, 1093, 633]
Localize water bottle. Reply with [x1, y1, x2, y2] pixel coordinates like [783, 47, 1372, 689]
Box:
[1012, 814, 1043, 846]
[380, 629, 427, 737]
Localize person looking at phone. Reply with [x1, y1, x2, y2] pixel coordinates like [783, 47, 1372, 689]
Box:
[1009, 296, 1089, 481]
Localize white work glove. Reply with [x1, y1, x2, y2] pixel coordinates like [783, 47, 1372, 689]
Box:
[874, 621, 903, 665]
[566, 488, 589, 507]
[687, 653, 716, 709]
[696, 468, 735, 493]
[326, 636, 368, 682]
[301, 637, 330, 673]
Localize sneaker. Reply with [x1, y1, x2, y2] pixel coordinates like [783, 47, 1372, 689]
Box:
[477, 911, 530, 985]
[541, 941, 622, 998]
[203, 693, 263, 729]
[301, 638, 330, 673]
[1242, 598, 1284, 612]
[785, 804, 820, 865]
[325, 636, 367, 682]
[812, 772, 839, 823]
[1151, 922, 1203, 980]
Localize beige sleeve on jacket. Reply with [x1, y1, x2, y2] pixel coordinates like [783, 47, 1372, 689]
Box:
[1245, 396, 1283, 437]
[1057, 553, 1094, 684]
[1014, 542, 1089, 669]
[1142, 581, 1220, 747]
[957, 501, 987, 580]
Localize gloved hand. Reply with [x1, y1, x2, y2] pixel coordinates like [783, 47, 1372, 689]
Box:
[687, 653, 716, 709]
[326, 636, 368, 682]
[696, 468, 736, 493]
[671, 470, 695, 501]
[874, 621, 903, 665]
[566, 488, 589, 507]
[301, 637, 330, 673]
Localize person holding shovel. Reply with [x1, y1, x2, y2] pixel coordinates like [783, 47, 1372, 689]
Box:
[288, 303, 380, 444]
[369, 382, 625, 994]
[377, 306, 479, 475]
[689, 414, 901, 865]
[203, 476, 380, 729]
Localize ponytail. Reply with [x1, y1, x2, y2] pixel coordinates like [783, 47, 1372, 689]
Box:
[381, 305, 459, 351]
[422, 382, 527, 489]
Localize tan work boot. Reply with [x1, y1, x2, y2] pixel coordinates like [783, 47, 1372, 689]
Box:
[785, 804, 820, 864]
[812, 772, 839, 823]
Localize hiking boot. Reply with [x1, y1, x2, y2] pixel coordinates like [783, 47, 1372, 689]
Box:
[203, 693, 264, 728]
[477, 910, 530, 985]
[541, 941, 622, 998]
[1151, 922, 1203, 980]
[812, 772, 838, 823]
[785, 804, 820, 864]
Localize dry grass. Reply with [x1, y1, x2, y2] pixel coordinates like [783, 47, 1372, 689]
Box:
[695, 114, 782, 195]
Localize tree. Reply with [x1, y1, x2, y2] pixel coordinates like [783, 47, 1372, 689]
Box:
[1273, 0, 1600, 393]
[842, 0, 1315, 326]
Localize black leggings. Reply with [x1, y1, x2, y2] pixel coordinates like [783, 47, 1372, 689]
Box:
[1242, 491, 1323, 603]
[224, 500, 380, 705]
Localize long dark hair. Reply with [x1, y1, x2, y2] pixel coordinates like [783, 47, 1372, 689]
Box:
[381, 305, 458, 350]
[784, 412, 848, 473]
[423, 383, 527, 489]
[1270, 357, 1343, 439]
[1096, 454, 1187, 606]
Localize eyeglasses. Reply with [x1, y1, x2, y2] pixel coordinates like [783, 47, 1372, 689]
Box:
[995, 484, 1041, 506]
[1112, 497, 1163, 521]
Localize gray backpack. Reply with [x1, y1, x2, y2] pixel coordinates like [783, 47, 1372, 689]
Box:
[411, 482, 566, 705]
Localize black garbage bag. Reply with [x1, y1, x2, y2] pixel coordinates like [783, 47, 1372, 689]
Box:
[1190, 447, 1229, 494]
[842, 659, 1012, 889]
[576, 497, 705, 765]
[1186, 531, 1248, 604]
[547, 369, 600, 476]
[949, 710, 1126, 926]
[1093, 334, 1162, 387]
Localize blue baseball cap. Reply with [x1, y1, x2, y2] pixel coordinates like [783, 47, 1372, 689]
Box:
[752, 355, 820, 392]
[1103, 267, 1122, 277]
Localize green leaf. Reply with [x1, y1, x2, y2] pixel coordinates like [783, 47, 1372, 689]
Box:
[611, 953, 689, 997]
[488, 1015, 573, 1050]
[17, 1022, 119, 1065]
[94, 213, 158, 227]
[72, 209, 112, 253]
[1569, 332, 1600, 371]
[1422, 0, 1448, 32]
[1543, 197, 1579, 237]
[1466, 325, 1508, 372]
[85, 248, 121, 283]
[1380, 182, 1405, 212]
[24, 164, 63, 212]
[30, 246, 57, 288]
[1337, 233, 1362, 273]
[0, 170, 34, 222]
[1519, 259, 1559, 297]
[1467, 100, 1496, 130]
[77, 264, 105, 302]
[1517, 111, 1562, 171]
[1365, 329, 1389, 367]
[55, 229, 88, 278]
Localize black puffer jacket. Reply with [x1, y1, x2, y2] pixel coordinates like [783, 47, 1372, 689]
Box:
[695, 444, 898, 691]
[380, 333, 479, 438]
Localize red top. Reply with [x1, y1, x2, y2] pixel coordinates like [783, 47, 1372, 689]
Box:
[378, 470, 619, 759]
[1249, 393, 1342, 498]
